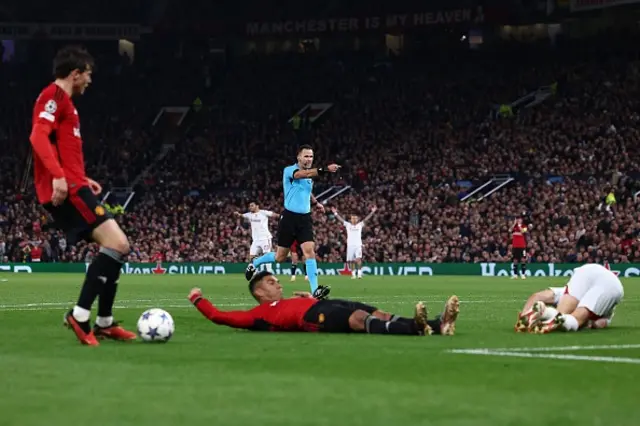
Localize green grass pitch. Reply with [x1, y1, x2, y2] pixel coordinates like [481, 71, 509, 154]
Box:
[0, 274, 638, 426]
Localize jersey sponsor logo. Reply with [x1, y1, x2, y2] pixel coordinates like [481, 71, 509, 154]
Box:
[44, 100, 57, 114]
[73, 127, 81, 138]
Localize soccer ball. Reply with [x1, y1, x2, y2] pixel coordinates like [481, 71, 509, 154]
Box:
[137, 308, 175, 343]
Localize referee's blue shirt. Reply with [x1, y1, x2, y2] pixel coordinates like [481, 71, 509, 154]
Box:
[283, 163, 313, 214]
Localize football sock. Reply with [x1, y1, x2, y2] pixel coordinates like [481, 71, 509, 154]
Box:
[252, 252, 276, 268]
[540, 307, 558, 321]
[305, 258, 318, 293]
[364, 315, 419, 335]
[76, 251, 120, 319]
[302, 263, 307, 275]
[96, 248, 126, 322]
[560, 314, 579, 331]
[390, 315, 442, 334]
[520, 263, 527, 275]
[291, 264, 298, 275]
[512, 263, 518, 276]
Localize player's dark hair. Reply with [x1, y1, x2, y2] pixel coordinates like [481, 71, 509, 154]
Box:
[53, 45, 95, 79]
[248, 271, 273, 299]
[297, 144, 313, 154]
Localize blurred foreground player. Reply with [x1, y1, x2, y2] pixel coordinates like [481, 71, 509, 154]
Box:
[515, 263, 623, 333]
[189, 271, 460, 336]
[29, 46, 135, 346]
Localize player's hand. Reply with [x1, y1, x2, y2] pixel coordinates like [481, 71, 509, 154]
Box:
[51, 177, 68, 206]
[188, 287, 203, 302]
[330, 207, 337, 214]
[326, 164, 341, 173]
[293, 291, 313, 298]
[371, 206, 377, 212]
[233, 212, 242, 217]
[316, 203, 326, 213]
[86, 178, 102, 195]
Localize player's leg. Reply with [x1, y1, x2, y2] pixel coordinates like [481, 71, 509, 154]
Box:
[520, 252, 527, 279]
[60, 188, 133, 344]
[247, 215, 292, 280]
[90, 218, 136, 341]
[355, 246, 363, 279]
[535, 281, 622, 333]
[248, 240, 260, 263]
[290, 249, 299, 281]
[511, 249, 521, 279]
[346, 246, 356, 279]
[298, 213, 327, 295]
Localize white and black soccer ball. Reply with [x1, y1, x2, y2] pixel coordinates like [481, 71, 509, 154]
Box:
[137, 308, 175, 343]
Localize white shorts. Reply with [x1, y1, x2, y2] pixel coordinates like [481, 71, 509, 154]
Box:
[346, 245, 363, 262]
[564, 264, 624, 319]
[250, 238, 272, 257]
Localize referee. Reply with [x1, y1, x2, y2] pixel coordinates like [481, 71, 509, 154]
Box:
[247, 145, 340, 298]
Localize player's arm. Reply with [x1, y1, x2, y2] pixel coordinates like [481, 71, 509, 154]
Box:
[330, 208, 347, 224]
[263, 210, 280, 219]
[311, 194, 325, 212]
[234, 212, 249, 219]
[291, 163, 341, 180]
[362, 206, 378, 223]
[189, 288, 256, 329]
[521, 289, 556, 312]
[29, 104, 65, 180]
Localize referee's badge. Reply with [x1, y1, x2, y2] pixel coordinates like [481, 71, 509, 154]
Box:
[95, 206, 105, 216]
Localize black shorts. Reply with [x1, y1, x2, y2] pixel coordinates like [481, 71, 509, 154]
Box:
[303, 299, 378, 333]
[43, 186, 113, 245]
[277, 209, 314, 248]
[512, 247, 526, 262]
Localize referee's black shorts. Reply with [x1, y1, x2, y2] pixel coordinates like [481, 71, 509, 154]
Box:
[277, 209, 314, 248]
[303, 299, 378, 333]
[43, 186, 113, 245]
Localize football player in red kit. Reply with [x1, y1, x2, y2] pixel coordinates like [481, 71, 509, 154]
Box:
[511, 216, 530, 279]
[30, 46, 135, 345]
[189, 271, 460, 336]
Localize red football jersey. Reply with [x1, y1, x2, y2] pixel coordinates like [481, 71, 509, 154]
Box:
[194, 296, 319, 331]
[30, 83, 87, 204]
[512, 223, 527, 248]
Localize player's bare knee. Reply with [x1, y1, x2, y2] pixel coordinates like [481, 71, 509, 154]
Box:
[348, 310, 369, 331]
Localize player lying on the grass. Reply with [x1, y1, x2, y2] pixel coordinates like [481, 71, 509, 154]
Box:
[189, 271, 460, 336]
[515, 263, 624, 333]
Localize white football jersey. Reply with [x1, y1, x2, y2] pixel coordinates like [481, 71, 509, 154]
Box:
[343, 221, 364, 246]
[243, 210, 274, 241]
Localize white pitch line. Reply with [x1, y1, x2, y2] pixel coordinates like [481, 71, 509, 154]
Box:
[449, 349, 640, 365]
[475, 344, 640, 352]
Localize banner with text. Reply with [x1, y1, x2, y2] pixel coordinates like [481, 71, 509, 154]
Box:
[570, 0, 640, 12]
[1, 262, 640, 277]
[0, 23, 151, 40]
[246, 7, 485, 36]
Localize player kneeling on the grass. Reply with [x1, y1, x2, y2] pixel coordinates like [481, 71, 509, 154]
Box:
[189, 271, 460, 336]
[515, 263, 624, 333]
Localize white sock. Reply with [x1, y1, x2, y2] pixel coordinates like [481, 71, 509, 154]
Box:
[72, 306, 91, 322]
[96, 316, 114, 328]
[560, 314, 579, 331]
[357, 269, 363, 277]
[352, 270, 356, 277]
[541, 307, 558, 321]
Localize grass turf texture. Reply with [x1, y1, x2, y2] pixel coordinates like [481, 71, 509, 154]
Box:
[0, 274, 638, 426]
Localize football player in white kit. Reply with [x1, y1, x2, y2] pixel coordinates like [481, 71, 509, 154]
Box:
[515, 263, 624, 333]
[234, 203, 280, 262]
[330, 206, 377, 279]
